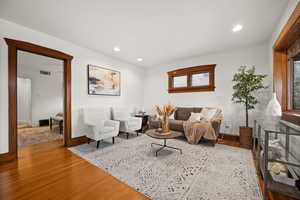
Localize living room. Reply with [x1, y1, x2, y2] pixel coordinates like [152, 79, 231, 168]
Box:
[0, 0, 300, 200]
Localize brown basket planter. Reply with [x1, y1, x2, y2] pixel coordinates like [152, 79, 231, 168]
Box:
[239, 126, 253, 149]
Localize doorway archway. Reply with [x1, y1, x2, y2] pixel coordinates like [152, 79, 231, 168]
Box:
[3, 38, 73, 162]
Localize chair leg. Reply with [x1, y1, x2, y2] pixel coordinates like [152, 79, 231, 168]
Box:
[97, 141, 100, 148]
[112, 137, 115, 144]
[87, 138, 90, 144]
[136, 131, 139, 136]
[126, 132, 129, 139]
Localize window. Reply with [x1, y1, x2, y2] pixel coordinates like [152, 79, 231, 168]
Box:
[173, 75, 188, 88]
[287, 39, 300, 112]
[191, 72, 210, 87]
[292, 60, 300, 110]
[168, 64, 216, 93]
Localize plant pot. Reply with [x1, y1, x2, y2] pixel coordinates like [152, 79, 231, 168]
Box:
[239, 126, 253, 149]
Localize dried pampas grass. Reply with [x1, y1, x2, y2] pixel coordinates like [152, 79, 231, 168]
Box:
[155, 103, 176, 133]
[155, 104, 176, 118]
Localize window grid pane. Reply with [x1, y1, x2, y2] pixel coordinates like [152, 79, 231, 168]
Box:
[293, 60, 300, 110]
[191, 72, 209, 87]
[173, 75, 187, 88]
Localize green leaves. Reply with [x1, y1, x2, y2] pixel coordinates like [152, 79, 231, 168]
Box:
[232, 66, 267, 109]
[232, 66, 268, 126]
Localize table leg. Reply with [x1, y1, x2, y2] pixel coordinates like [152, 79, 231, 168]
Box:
[151, 139, 182, 156]
[50, 117, 52, 130]
[59, 120, 63, 135]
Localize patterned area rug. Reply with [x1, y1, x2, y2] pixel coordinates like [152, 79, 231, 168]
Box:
[18, 126, 63, 147]
[69, 135, 262, 200]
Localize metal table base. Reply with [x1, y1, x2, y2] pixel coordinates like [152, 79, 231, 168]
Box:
[151, 139, 182, 156]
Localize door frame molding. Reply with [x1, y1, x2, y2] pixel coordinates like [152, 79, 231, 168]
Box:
[0, 38, 73, 163]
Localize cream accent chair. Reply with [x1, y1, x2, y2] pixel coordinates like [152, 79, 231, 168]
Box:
[83, 107, 120, 148]
[112, 107, 142, 139]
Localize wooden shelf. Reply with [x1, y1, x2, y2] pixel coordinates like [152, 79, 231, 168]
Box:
[259, 159, 300, 199]
[255, 119, 300, 200]
[266, 171, 300, 199]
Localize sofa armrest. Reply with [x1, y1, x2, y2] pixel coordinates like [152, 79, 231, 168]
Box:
[148, 115, 162, 129]
[211, 120, 222, 137]
[128, 117, 142, 129]
[104, 120, 120, 128]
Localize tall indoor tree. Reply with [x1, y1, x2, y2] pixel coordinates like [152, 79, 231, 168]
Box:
[232, 66, 267, 148]
[232, 66, 268, 127]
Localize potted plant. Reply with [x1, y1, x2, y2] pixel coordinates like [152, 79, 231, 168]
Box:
[232, 66, 267, 148]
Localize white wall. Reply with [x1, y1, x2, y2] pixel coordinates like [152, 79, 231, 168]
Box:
[17, 77, 31, 125]
[143, 43, 272, 135]
[18, 64, 64, 126]
[0, 19, 145, 153]
[270, 0, 300, 49]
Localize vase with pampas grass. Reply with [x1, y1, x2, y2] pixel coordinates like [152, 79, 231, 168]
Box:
[155, 104, 176, 133]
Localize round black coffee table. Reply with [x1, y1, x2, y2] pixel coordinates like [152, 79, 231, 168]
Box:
[146, 129, 183, 156]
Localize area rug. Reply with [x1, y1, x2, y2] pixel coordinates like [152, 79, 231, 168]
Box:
[69, 135, 262, 200]
[18, 126, 63, 147]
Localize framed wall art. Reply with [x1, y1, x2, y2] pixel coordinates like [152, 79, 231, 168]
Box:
[88, 64, 120, 96]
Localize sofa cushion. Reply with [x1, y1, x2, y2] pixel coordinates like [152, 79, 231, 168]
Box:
[188, 112, 203, 122]
[169, 119, 184, 132]
[175, 107, 195, 120]
[103, 126, 115, 133]
[150, 120, 161, 129]
[193, 107, 202, 113]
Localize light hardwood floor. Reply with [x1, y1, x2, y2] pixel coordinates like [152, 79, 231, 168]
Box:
[0, 139, 147, 200]
[0, 138, 296, 200]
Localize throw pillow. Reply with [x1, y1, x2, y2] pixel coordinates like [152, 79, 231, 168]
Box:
[156, 112, 175, 120]
[201, 108, 217, 120]
[169, 112, 175, 120]
[156, 114, 162, 120]
[188, 112, 203, 122]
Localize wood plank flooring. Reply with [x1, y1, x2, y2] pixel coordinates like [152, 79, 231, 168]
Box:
[0, 139, 147, 200]
[0, 137, 296, 200]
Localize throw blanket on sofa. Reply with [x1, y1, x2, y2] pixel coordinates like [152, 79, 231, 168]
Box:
[183, 120, 216, 144]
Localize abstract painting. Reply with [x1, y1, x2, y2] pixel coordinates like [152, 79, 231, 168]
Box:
[88, 65, 120, 96]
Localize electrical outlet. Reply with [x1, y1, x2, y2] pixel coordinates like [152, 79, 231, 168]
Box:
[223, 121, 231, 130]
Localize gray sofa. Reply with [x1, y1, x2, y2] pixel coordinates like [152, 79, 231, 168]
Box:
[149, 107, 222, 143]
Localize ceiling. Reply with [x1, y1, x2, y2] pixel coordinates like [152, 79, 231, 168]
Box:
[17, 51, 64, 77]
[0, 0, 289, 67]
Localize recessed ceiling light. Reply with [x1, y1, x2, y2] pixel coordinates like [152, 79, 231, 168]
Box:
[113, 46, 120, 52]
[137, 58, 143, 62]
[232, 24, 243, 32]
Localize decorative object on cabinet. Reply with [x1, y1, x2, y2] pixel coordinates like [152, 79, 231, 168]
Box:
[263, 93, 282, 130]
